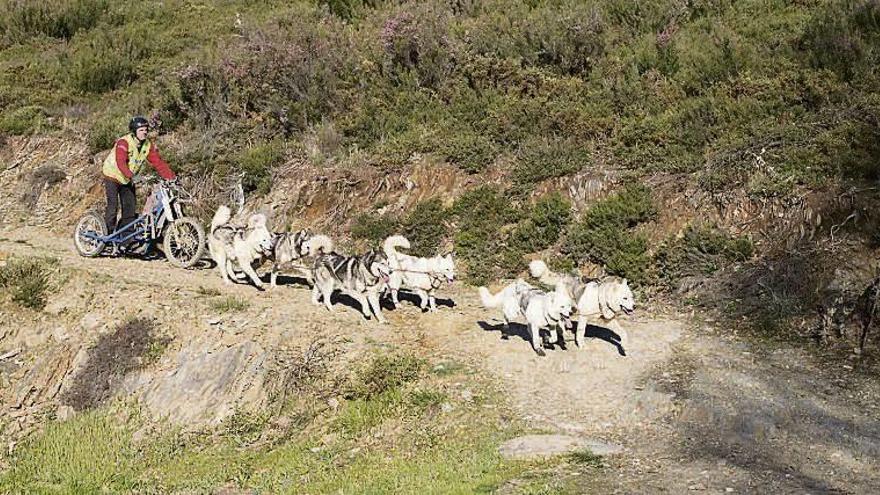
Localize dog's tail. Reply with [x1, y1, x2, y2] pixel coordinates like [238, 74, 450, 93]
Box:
[478, 286, 504, 308]
[306, 234, 334, 256]
[210, 205, 232, 233]
[383, 235, 410, 260]
[529, 259, 561, 286]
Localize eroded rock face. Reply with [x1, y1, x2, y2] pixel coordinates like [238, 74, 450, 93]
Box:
[129, 341, 268, 426]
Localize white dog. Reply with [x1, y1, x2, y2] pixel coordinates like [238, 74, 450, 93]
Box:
[383, 235, 455, 312]
[208, 205, 273, 288]
[479, 279, 574, 356]
[530, 260, 635, 347]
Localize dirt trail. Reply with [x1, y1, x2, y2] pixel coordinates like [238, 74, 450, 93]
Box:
[2, 226, 880, 493]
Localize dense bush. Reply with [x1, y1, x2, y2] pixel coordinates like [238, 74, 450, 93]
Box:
[237, 141, 285, 196]
[63, 28, 151, 94]
[563, 184, 656, 283]
[451, 185, 522, 284]
[0, 0, 108, 46]
[347, 353, 424, 400]
[351, 211, 400, 246]
[513, 137, 590, 186]
[654, 224, 754, 288]
[507, 192, 572, 254]
[0, 105, 48, 135]
[400, 198, 449, 257]
[0, 256, 57, 310]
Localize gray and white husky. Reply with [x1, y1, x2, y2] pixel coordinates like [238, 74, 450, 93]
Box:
[269, 230, 322, 287]
[478, 279, 575, 356]
[382, 235, 455, 312]
[530, 260, 635, 347]
[311, 237, 392, 322]
[208, 205, 273, 288]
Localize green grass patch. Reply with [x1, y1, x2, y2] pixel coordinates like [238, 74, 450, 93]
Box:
[209, 295, 249, 313]
[0, 408, 138, 492]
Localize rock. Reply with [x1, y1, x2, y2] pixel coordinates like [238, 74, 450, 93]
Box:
[441, 402, 454, 413]
[688, 483, 706, 491]
[136, 341, 268, 426]
[52, 327, 69, 343]
[0, 348, 21, 361]
[12, 345, 76, 409]
[79, 313, 101, 331]
[326, 397, 340, 411]
[56, 405, 74, 421]
[461, 389, 474, 402]
[498, 434, 623, 461]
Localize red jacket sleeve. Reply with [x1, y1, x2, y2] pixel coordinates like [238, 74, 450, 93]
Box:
[146, 145, 176, 180]
[114, 139, 133, 179]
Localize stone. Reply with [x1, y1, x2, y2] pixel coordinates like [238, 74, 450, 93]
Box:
[56, 405, 74, 421]
[79, 313, 101, 331]
[136, 341, 268, 426]
[498, 434, 623, 461]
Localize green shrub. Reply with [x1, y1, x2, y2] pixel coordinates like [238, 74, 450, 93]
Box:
[237, 141, 285, 196]
[348, 353, 424, 400]
[209, 296, 250, 313]
[507, 193, 572, 253]
[223, 409, 270, 447]
[318, 0, 378, 20]
[451, 186, 523, 284]
[64, 28, 150, 94]
[351, 211, 400, 245]
[438, 130, 497, 174]
[0, 105, 48, 135]
[0, 0, 109, 45]
[380, 4, 454, 89]
[513, 137, 589, 186]
[563, 184, 656, 283]
[800, 0, 880, 81]
[87, 115, 126, 154]
[654, 224, 754, 287]
[400, 198, 449, 257]
[0, 256, 56, 310]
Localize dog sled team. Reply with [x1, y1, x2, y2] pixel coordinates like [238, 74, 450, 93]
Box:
[207, 205, 634, 357]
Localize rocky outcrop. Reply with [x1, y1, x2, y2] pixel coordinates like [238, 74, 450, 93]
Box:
[127, 340, 268, 426]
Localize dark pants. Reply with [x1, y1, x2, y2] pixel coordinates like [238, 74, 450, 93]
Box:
[104, 178, 137, 235]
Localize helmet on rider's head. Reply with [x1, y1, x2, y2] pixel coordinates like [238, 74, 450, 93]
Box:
[128, 116, 149, 135]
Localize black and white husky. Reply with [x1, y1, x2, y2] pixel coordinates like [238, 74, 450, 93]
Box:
[311, 237, 392, 322]
[208, 205, 273, 288]
[269, 230, 317, 287]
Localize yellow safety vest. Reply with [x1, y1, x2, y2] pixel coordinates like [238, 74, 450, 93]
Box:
[102, 134, 152, 185]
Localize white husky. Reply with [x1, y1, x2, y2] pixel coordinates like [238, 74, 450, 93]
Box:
[530, 260, 635, 348]
[478, 279, 574, 356]
[208, 206, 273, 288]
[383, 235, 455, 312]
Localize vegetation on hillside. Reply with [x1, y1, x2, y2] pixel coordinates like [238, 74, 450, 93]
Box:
[1, 0, 878, 329]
